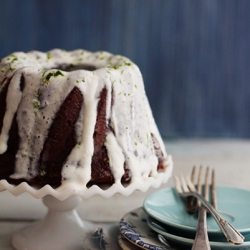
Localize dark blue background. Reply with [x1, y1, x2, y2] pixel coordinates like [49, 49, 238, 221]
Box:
[1, 0, 250, 138]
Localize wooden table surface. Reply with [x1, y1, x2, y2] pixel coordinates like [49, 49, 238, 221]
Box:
[1, 139, 250, 249]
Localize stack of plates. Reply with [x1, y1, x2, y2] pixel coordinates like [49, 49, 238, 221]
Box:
[119, 186, 250, 250]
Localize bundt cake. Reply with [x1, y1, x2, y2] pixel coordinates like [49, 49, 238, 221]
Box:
[0, 49, 171, 189]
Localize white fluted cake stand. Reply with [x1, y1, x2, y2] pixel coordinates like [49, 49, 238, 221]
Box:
[0, 158, 173, 250]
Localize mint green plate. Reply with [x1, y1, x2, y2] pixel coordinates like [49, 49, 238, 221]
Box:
[144, 186, 250, 237]
[147, 215, 250, 250]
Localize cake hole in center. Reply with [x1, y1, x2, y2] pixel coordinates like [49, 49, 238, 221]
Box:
[56, 64, 97, 72]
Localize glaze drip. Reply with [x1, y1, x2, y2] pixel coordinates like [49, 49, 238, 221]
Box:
[0, 49, 170, 189]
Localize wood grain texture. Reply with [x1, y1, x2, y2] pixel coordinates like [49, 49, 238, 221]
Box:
[0, 0, 250, 138]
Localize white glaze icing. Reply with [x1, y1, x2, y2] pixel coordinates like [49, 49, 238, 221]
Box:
[0, 70, 23, 154]
[0, 49, 171, 189]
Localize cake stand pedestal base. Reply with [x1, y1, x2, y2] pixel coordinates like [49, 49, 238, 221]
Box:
[0, 159, 172, 249]
[12, 195, 95, 250]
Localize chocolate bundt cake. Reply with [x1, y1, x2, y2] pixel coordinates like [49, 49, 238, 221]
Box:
[0, 49, 171, 189]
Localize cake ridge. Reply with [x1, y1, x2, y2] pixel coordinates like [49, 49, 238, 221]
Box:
[0, 49, 170, 189]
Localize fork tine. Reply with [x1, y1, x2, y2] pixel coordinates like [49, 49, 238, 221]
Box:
[186, 175, 196, 192]
[191, 165, 196, 183]
[180, 175, 190, 193]
[186, 166, 198, 212]
[204, 166, 210, 201]
[173, 176, 182, 194]
[211, 169, 217, 209]
[196, 166, 203, 207]
[197, 166, 203, 195]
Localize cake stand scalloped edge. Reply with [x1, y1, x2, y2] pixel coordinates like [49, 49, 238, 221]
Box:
[0, 155, 173, 200]
[0, 157, 173, 250]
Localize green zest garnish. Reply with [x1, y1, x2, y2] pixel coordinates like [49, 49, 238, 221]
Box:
[34, 89, 40, 98]
[33, 100, 39, 109]
[7, 55, 18, 72]
[46, 70, 64, 81]
[40, 170, 46, 176]
[47, 53, 53, 60]
[32, 100, 40, 116]
[43, 70, 64, 85]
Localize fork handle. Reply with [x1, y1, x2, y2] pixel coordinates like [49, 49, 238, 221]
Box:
[191, 192, 244, 245]
[191, 206, 211, 250]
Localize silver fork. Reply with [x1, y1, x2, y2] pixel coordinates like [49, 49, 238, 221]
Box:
[174, 169, 245, 245]
[188, 166, 213, 250]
